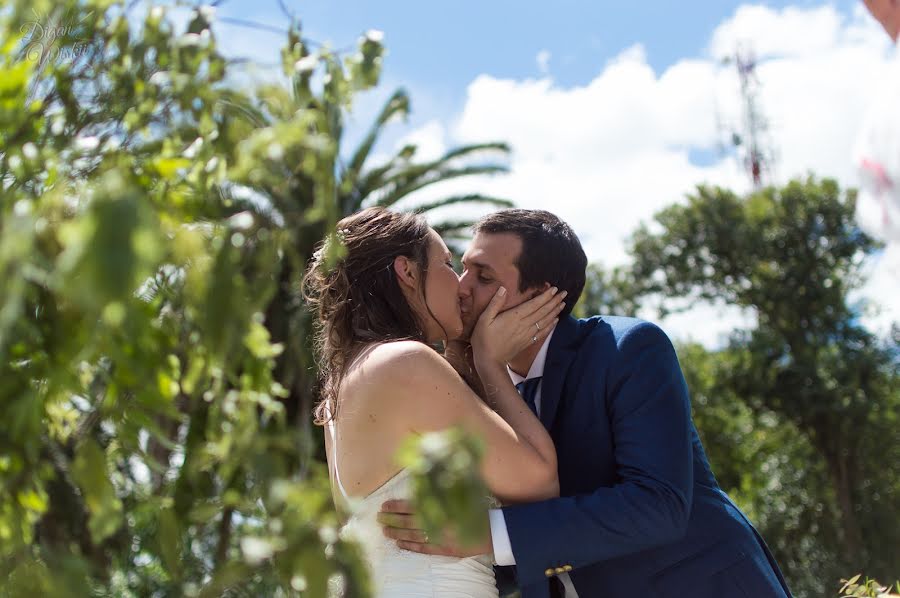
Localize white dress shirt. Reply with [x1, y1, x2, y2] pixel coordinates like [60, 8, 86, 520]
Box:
[488, 327, 579, 597]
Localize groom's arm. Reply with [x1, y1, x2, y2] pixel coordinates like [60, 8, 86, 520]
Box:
[498, 321, 694, 588]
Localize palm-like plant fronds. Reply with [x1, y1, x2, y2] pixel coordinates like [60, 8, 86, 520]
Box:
[216, 63, 514, 439]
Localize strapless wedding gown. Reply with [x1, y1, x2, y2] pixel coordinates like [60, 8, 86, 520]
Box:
[327, 421, 499, 597]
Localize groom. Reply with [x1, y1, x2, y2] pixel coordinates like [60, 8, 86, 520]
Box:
[380, 209, 791, 598]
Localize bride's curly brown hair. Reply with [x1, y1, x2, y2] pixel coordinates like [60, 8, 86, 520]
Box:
[302, 207, 447, 425]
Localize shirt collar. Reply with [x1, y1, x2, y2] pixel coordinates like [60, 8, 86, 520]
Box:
[507, 325, 556, 385]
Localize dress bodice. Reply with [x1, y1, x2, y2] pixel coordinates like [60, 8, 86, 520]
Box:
[327, 415, 498, 598]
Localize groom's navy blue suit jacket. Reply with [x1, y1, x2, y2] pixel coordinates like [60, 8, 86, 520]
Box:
[498, 315, 791, 598]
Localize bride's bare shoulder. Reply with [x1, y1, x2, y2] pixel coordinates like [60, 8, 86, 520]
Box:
[349, 341, 457, 390]
[367, 339, 432, 358]
[336, 342, 461, 428]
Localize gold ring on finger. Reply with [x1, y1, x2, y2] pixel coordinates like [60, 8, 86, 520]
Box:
[532, 335, 538, 343]
[535, 322, 541, 330]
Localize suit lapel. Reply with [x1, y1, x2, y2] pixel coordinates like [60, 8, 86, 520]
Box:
[539, 315, 580, 430]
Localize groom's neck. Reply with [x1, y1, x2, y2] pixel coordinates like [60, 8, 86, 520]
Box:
[508, 346, 540, 378]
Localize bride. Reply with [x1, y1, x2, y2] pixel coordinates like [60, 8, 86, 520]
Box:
[303, 207, 564, 597]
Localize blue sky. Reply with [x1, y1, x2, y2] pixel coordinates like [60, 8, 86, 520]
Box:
[271, 1, 857, 82]
[222, 0, 857, 102]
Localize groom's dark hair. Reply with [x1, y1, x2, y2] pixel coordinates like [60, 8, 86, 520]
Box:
[474, 209, 587, 317]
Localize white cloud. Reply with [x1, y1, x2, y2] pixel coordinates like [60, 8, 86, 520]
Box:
[393, 3, 898, 344]
[709, 4, 845, 60]
[396, 119, 448, 162]
[536, 49, 551, 74]
[854, 247, 900, 336]
[638, 298, 758, 349]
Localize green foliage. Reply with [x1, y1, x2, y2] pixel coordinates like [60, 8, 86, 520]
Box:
[840, 574, 900, 597]
[396, 428, 491, 548]
[574, 263, 640, 318]
[0, 2, 402, 596]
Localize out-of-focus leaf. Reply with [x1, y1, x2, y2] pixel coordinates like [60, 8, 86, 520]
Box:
[157, 505, 183, 581]
[71, 439, 123, 544]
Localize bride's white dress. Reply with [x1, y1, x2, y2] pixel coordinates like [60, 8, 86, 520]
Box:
[327, 419, 499, 598]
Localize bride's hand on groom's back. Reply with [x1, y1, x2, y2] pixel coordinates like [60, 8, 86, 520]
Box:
[471, 285, 566, 367]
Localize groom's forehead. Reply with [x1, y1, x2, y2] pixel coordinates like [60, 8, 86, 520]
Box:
[464, 232, 522, 265]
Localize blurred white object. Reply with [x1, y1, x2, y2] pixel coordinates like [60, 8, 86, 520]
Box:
[854, 40, 900, 246]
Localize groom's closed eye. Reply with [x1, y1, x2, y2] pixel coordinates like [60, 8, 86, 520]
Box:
[470, 266, 493, 284]
[460, 258, 494, 285]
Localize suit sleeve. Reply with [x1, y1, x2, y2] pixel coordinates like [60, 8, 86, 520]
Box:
[501, 322, 694, 588]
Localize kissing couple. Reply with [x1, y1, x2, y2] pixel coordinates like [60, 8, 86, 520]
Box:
[303, 207, 792, 598]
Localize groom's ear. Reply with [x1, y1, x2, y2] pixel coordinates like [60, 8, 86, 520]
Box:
[528, 282, 552, 299]
[393, 255, 418, 290]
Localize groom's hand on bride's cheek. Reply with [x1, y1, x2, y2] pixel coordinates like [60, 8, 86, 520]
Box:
[378, 499, 492, 558]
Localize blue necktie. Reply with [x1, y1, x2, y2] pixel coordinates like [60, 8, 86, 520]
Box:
[515, 377, 542, 416]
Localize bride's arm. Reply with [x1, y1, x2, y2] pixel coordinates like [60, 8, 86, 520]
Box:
[373, 341, 556, 502]
[375, 287, 565, 503]
[440, 341, 547, 507]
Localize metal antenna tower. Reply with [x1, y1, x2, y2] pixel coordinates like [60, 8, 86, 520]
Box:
[720, 44, 775, 189]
